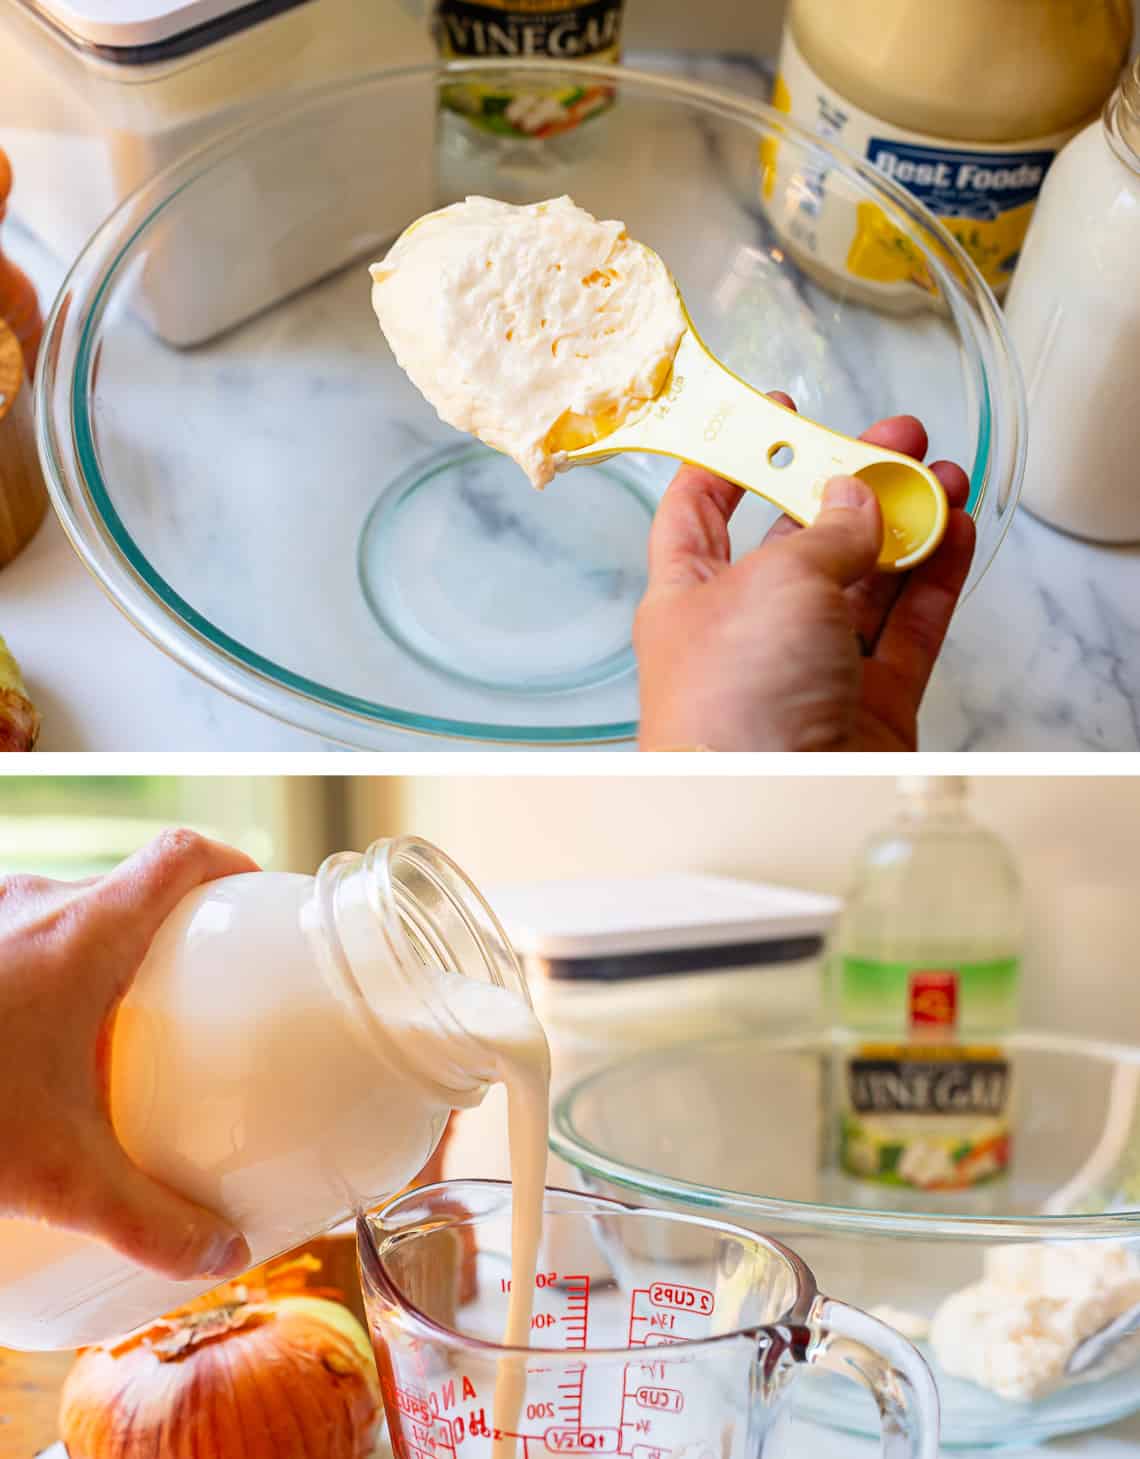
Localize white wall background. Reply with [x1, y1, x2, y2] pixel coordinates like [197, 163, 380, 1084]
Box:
[352, 776, 1140, 1043]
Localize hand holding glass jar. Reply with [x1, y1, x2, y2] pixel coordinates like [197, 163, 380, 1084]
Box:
[0, 832, 258, 1296]
[0, 831, 533, 1351]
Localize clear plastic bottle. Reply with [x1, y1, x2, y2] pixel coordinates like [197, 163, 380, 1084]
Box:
[832, 777, 1022, 1195]
[0, 836, 535, 1351]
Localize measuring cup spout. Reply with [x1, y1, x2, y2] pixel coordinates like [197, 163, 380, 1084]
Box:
[779, 1297, 940, 1459]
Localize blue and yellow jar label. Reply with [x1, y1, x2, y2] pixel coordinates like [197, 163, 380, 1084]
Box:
[762, 27, 1077, 297]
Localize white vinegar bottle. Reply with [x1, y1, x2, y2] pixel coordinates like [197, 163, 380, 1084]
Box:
[832, 777, 1022, 1194]
[0, 837, 533, 1350]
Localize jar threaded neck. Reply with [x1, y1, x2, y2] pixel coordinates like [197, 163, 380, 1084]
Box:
[312, 836, 529, 1100]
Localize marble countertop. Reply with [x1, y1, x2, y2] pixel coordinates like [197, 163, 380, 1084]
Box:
[3, 54, 1138, 753]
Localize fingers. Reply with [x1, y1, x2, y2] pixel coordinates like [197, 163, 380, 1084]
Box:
[824, 440, 971, 647]
[871, 508, 977, 704]
[929, 458, 971, 510]
[69, 1134, 250, 1282]
[762, 514, 801, 545]
[859, 413, 928, 461]
[87, 830, 260, 961]
[763, 414, 966, 544]
[842, 459, 972, 650]
[782, 475, 884, 587]
[646, 466, 744, 593]
[647, 391, 798, 593]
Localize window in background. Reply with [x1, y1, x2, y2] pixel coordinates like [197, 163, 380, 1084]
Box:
[0, 778, 346, 880]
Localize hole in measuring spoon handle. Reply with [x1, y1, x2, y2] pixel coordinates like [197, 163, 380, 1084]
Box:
[767, 442, 795, 469]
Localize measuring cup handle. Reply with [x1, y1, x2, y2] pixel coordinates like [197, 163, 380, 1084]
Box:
[803, 1297, 940, 1459]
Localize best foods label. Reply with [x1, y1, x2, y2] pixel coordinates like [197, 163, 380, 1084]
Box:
[762, 26, 1076, 295]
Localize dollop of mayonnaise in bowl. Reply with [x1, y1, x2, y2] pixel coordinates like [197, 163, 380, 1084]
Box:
[369, 196, 687, 489]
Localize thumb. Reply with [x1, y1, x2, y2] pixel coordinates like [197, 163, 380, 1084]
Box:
[784, 475, 883, 587]
[72, 1134, 251, 1283]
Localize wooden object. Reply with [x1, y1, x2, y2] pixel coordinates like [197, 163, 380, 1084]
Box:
[0, 1346, 74, 1456]
[0, 149, 43, 378]
[0, 320, 47, 567]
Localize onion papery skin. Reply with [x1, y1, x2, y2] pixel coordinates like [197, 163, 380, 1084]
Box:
[60, 1292, 382, 1459]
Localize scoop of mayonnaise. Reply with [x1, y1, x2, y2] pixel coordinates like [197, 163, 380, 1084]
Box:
[370, 196, 686, 488]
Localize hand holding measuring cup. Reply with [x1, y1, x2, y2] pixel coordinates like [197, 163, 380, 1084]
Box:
[358, 1182, 939, 1459]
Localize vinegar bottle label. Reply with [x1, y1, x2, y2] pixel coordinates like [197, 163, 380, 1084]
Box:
[431, 0, 627, 139]
[840, 959, 1017, 1190]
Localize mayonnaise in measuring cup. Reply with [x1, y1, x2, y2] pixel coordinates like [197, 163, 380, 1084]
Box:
[370, 195, 686, 488]
[763, 0, 1132, 302]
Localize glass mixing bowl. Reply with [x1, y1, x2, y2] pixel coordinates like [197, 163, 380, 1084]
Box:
[551, 1031, 1140, 1448]
[38, 61, 1024, 747]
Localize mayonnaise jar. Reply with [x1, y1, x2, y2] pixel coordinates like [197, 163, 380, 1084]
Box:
[765, 0, 1132, 302]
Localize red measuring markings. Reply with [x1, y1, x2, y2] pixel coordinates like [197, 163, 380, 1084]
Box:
[543, 1429, 620, 1453]
[560, 1274, 591, 1349]
[627, 1285, 716, 1348]
[391, 1390, 458, 1459]
[617, 1357, 691, 1452]
[433, 1408, 492, 1448]
[647, 1283, 715, 1316]
[633, 1387, 684, 1414]
[400, 1376, 492, 1455]
[393, 1385, 434, 1429]
[556, 1362, 586, 1432]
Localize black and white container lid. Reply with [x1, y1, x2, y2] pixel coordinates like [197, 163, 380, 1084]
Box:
[17, 0, 314, 62]
[487, 873, 840, 984]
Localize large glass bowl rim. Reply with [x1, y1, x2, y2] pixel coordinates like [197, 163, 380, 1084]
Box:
[551, 1029, 1140, 1240]
[37, 58, 1023, 747]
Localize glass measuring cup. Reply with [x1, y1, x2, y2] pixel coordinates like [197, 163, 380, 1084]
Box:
[358, 1181, 939, 1458]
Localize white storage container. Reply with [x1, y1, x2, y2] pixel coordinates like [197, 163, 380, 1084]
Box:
[444, 873, 840, 1268]
[1, 0, 435, 342]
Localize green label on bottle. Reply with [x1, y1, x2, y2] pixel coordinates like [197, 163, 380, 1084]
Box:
[840, 957, 1020, 1031]
[838, 956, 1018, 1189]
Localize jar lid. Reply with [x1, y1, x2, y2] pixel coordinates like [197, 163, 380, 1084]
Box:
[16, 0, 311, 62]
[487, 873, 839, 972]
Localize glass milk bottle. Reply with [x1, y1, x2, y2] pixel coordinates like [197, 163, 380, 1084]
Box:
[1005, 57, 1140, 542]
[832, 777, 1022, 1198]
[0, 837, 530, 1350]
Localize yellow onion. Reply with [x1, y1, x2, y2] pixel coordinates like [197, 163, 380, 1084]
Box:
[60, 1259, 381, 1459]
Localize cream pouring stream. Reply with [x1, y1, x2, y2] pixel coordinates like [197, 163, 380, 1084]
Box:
[431, 970, 552, 1459]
